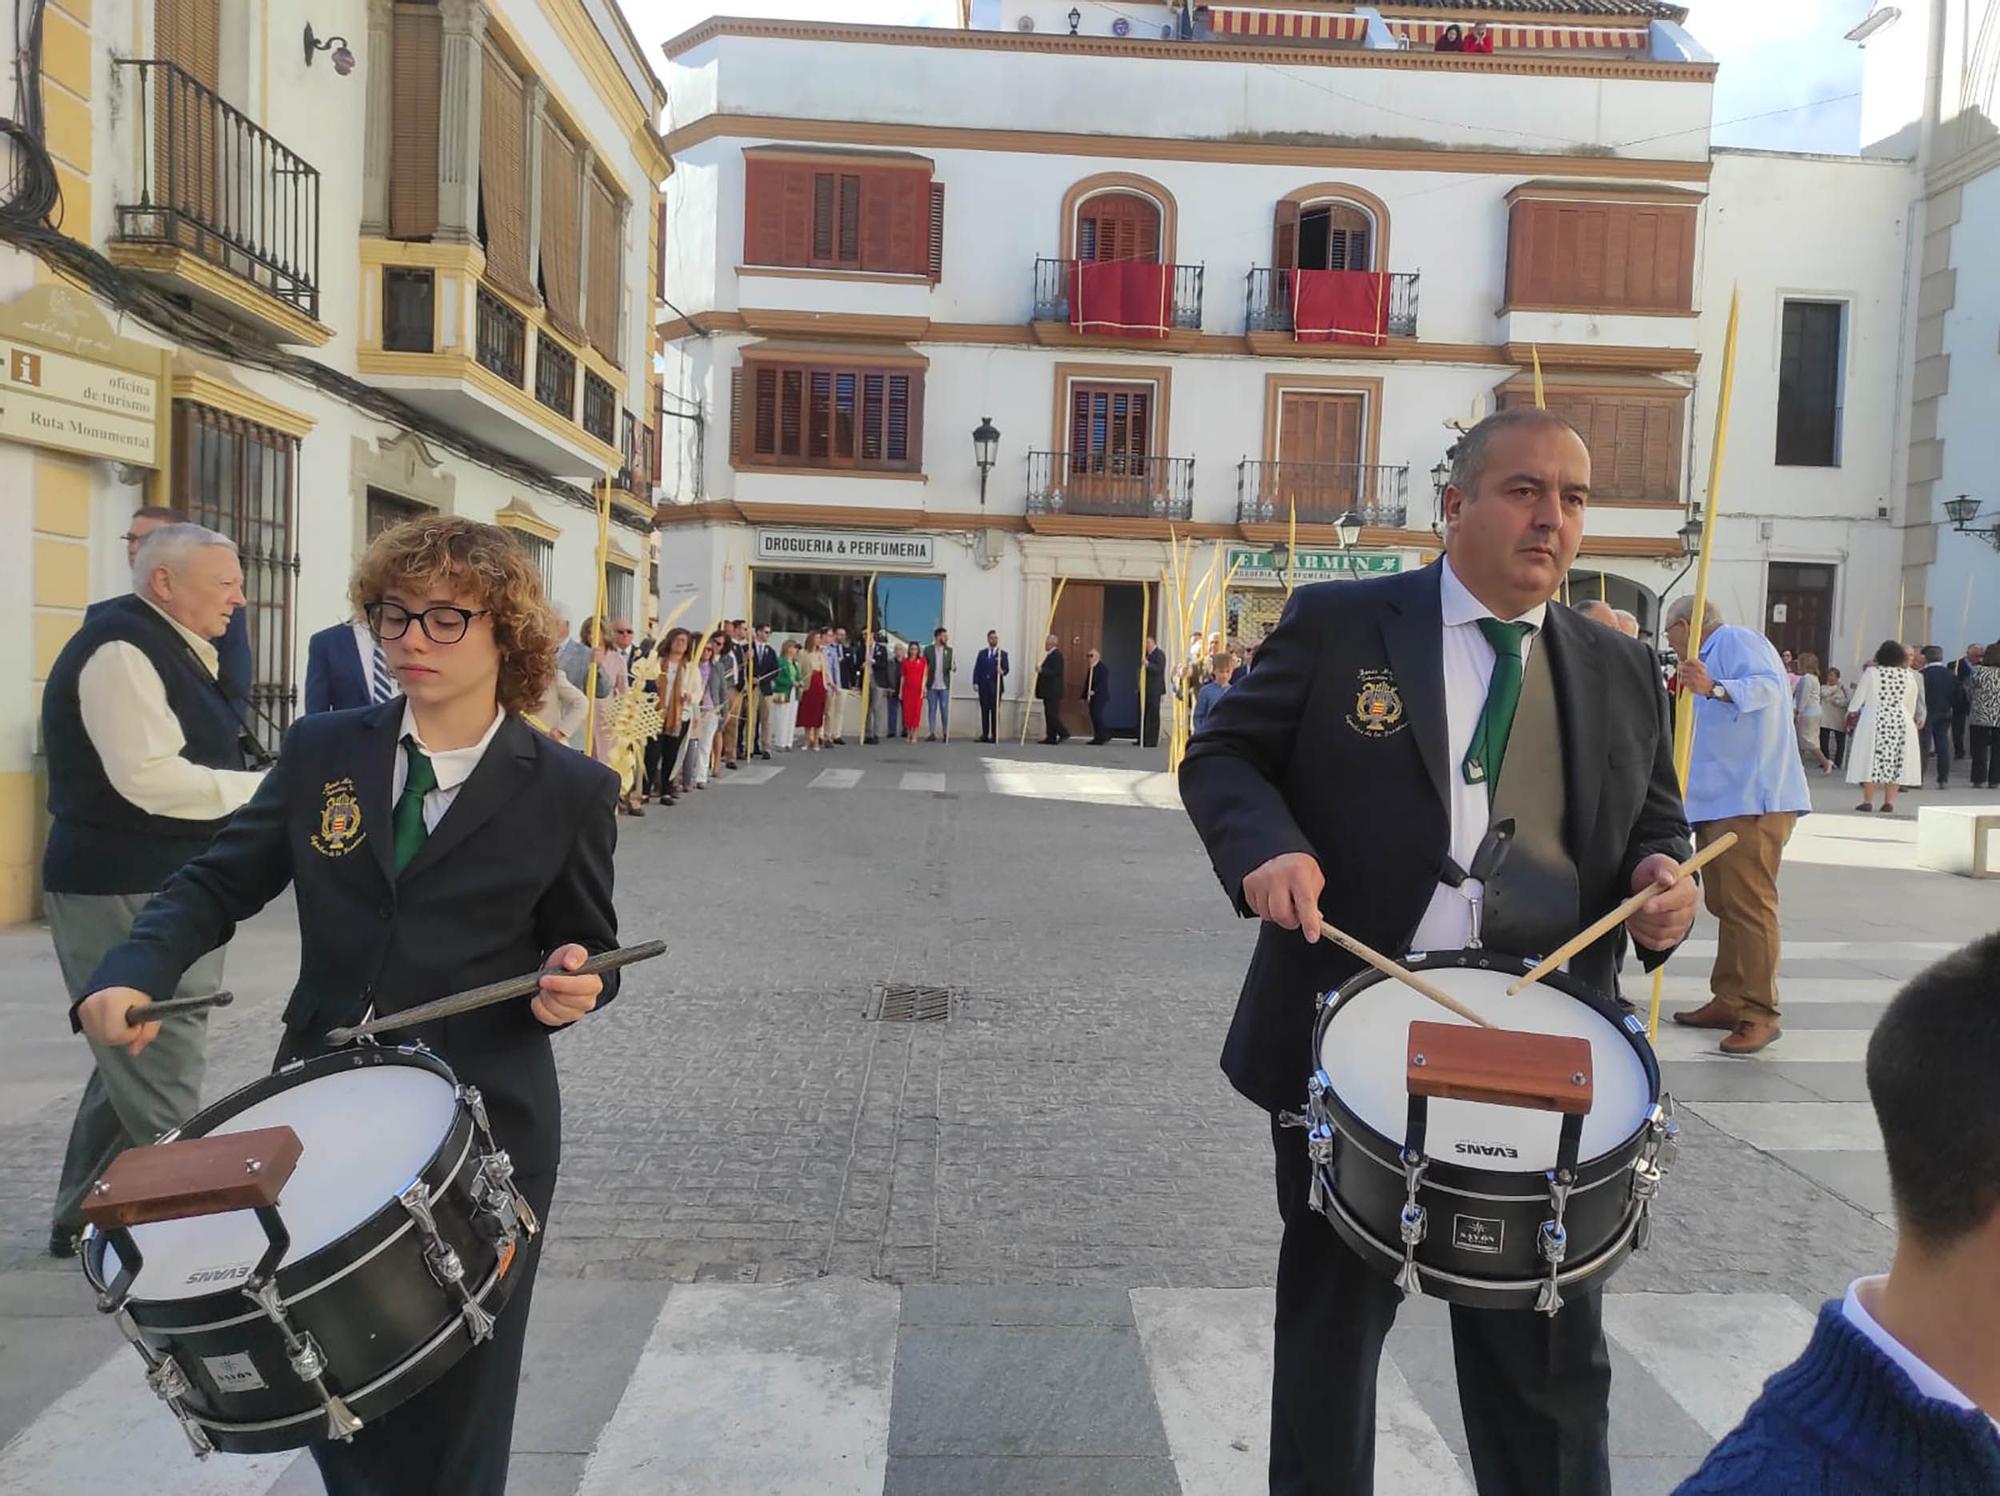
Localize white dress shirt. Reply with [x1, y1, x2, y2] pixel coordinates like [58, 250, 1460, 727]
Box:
[351, 620, 396, 701]
[1843, 1277, 2000, 1429]
[392, 704, 505, 833]
[76, 599, 267, 819]
[1408, 558, 1548, 953]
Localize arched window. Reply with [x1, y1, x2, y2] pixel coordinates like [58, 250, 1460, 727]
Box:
[1076, 191, 1162, 263]
[1274, 199, 1376, 272]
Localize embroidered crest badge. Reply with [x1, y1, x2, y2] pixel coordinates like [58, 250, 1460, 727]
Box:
[312, 778, 366, 857]
[1348, 669, 1408, 737]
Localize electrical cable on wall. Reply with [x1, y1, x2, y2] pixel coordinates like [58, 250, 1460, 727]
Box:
[0, 0, 650, 534]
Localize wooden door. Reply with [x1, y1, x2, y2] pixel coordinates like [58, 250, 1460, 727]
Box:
[1076, 192, 1161, 263]
[1049, 581, 1106, 736]
[1068, 382, 1153, 513]
[1765, 562, 1834, 669]
[1276, 391, 1364, 521]
[154, 0, 221, 240]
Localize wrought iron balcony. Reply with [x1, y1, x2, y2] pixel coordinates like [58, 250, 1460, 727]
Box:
[535, 336, 577, 419]
[112, 59, 321, 323]
[475, 285, 527, 387]
[1244, 269, 1420, 338]
[1032, 257, 1205, 332]
[582, 371, 617, 446]
[1236, 460, 1411, 528]
[1027, 450, 1195, 521]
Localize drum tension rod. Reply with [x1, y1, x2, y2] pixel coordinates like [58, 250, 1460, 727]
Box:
[1535, 1113, 1587, 1316]
[238, 1207, 364, 1441]
[1394, 1092, 1432, 1299]
[400, 1181, 498, 1345]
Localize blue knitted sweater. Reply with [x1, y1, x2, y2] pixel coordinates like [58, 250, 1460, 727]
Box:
[1675, 1300, 2000, 1495]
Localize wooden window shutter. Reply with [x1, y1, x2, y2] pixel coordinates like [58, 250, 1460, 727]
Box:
[743, 157, 787, 266]
[477, 46, 534, 302]
[928, 181, 946, 282]
[540, 127, 583, 340]
[389, 4, 442, 240]
[862, 374, 885, 462]
[586, 175, 619, 362]
[730, 367, 746, 460]
[811, 173, 836, 261]
[837, 175, 862, 264]
[155, 0, 221, 88]
[779, 369, 803, 459]
[752, 366, 777, 457]
[1078, 193, 1161, 264]
[1272, 200, 1299, 271]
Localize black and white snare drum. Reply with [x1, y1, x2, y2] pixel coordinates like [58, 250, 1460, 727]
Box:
[82, 1045, 535, 1455]
[1302, 950, 1678, 1315]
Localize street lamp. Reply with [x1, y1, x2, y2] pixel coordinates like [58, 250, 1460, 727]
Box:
[1430, 458, 1451, 504]
[1068, 7, 1082, 34]
[1267, 537, 1291, 577]
[972, 416, 1000, 506]
[1336, 510, 1364, 550]
[1678, 514, 1704, 558]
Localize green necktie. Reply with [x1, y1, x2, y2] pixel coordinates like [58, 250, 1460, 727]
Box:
[392, 738, 438, 874]
[1463, 619, 1535, 795]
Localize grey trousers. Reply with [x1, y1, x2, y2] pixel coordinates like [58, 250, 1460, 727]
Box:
[48, 890, 226, 1233]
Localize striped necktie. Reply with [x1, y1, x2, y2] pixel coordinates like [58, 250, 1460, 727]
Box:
[370, 635, 396, 704]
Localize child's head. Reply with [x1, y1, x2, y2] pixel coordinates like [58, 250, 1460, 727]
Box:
[1210, 650, 1236, 680]
[351, 516, 556, 716]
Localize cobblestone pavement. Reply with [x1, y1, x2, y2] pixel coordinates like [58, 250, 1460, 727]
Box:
[3, 739, 1994, 1491]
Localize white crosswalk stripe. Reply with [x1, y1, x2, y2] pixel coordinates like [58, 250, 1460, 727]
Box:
[4, 1284, 1826, 1495]
[1684, 1101, 1883, 1152]
[898, 772, 947, 793]
[809, 768, 863, 789]
[713, 763, 784, 785]
[1653, 1026, 1871, 1063]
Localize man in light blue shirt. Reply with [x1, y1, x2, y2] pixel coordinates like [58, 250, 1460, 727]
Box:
[1664, 595, 1812, 1055]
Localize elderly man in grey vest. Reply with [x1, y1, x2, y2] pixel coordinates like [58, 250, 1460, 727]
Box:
[41, 524, 265, 1257]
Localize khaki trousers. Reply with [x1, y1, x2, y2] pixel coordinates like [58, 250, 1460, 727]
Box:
[1696, 812, 1796, 1021]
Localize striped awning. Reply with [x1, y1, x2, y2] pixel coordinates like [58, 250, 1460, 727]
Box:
[1207, 8, 1648, 50]
[1209, 8, 1368, 41]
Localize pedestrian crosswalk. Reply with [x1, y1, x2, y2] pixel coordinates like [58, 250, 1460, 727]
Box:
[704, 757, 1184, 809]
[2, 1281, 1824, 1495]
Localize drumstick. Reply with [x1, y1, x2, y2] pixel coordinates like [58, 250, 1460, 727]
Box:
[1504, 832, 1739, 996]
[125, 991, 234, 1024]
[325, 941, 667, 1043]
[1319, 922, 1494, 1029]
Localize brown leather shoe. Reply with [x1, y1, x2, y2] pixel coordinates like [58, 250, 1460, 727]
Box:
[1672, 999, 1738, 1030]
[1719, 1020, 1782, 1056]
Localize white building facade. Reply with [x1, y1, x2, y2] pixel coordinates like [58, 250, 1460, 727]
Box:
[656, 0, 1926, 737]
[0, 0, 668, 920]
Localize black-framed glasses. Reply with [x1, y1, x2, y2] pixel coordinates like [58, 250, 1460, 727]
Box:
[365, 601, 492, 645]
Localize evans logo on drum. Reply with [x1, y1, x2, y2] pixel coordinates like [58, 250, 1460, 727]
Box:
[1453, 1215, 1505, 1255]
[1452, 1141, 1520, 1160]
[184, 1262, 255, 1287]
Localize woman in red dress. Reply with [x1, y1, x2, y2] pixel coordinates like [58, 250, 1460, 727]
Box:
[898, 643, 927, 737]
[796, 627, 830, 750]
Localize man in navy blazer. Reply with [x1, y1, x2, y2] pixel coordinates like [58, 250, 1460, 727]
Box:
[305, 617, 396, 712]
[972, 630, 1009, 742]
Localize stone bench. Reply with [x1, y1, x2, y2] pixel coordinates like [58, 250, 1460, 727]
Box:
[1916, 805, 2000, 879]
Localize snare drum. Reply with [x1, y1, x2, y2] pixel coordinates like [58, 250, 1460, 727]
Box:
[82, 1045, 535, 1455]
[1302, 950, 1678, 1314]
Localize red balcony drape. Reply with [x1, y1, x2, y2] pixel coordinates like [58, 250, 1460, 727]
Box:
[1292, 269, 1390, 346]
[1069, 259, 1172, 339]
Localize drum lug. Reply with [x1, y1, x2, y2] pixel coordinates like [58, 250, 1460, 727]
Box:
[112, 1308, 214, 1458]
[242, 1279, 364, 1442]
[400, 1181, 499, 1345]
[1393, 1149, 1428, 1300]
[460, 1085, 497, 1147]
[1535, 1171, 1575, 1316]
[1305, 1120, 1336, 1215]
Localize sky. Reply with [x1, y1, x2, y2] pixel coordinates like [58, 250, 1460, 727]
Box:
[626, 0, 1875, 155]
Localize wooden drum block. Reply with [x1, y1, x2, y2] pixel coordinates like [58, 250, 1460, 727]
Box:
[1406, 1022, 1594, 1116]
[80, 1125, 303, 1230]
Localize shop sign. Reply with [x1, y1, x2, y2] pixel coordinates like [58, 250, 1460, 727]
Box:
[0, 286, 166, 466]
[1226, 546, 1403, 587]
[755, 527, 935, 569]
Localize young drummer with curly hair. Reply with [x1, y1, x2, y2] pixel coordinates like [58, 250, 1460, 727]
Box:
[75, 515, 621, 1495]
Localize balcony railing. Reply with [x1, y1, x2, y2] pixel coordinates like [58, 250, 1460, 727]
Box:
[1027, 450, 1195, 521]
[1032, 258, 1205, 332]
[1244, 269, 1420, 339]
[475, 284, 527, 386]
[582, 371, 617, 446]
[1236, 460, 1411, 528]
[113, 59, 321, 318]
[382, 267, 434, 352]
[535, 336, 577, 419]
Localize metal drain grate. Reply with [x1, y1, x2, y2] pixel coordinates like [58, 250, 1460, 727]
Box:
[873, 984, 954, 1023]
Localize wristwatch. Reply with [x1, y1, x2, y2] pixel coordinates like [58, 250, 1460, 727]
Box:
[1708, 683, 1730, 703]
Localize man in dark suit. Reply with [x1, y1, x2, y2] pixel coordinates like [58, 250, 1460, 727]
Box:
[1084, 647, 1113, 744]
[1181, 409, 1697, 1496]
[748, 623, 778, 757]
[1037, 633, 1070, 744]
[973, 629, 1009, 742]
[1920, 645, 1960, 787]
[78, 516, 621, 1496]
[305, 616, 398, 712]
[1142, 634, 1168, 747]
[1954, 644, 1982, 759]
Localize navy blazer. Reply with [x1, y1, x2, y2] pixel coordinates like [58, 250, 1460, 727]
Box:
[1179, 565, 1691, 1113]
[88, 703, 622, 1175]
[304, 622, 372, 713]
[973, 647, 1010, 692]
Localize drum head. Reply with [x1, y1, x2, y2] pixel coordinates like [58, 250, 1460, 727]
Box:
[101, 1062, 460, 1301]
[1320, 963, 1651, 1172]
